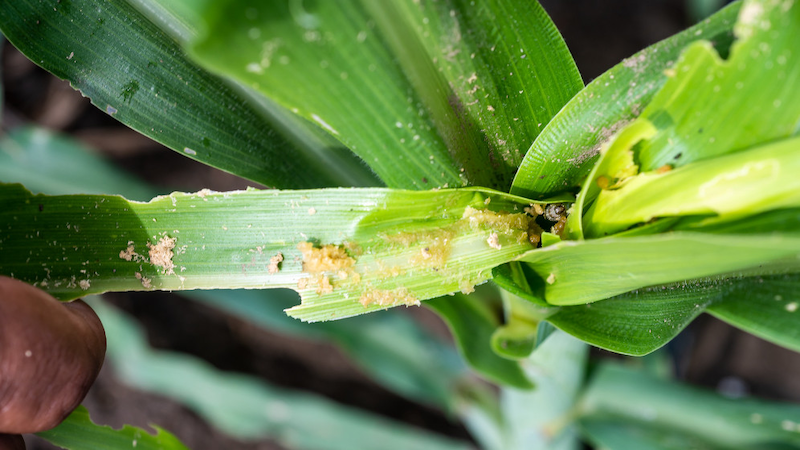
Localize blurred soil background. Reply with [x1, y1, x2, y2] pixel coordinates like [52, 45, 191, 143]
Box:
[2, 1, 798, 448]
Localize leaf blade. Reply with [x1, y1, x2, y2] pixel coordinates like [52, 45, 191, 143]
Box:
[0, 0, 376, 189]
[510, 2, 741, 198]
[548, 273, 800, 356]
[426, 292, 534, 389]
[184, 0, 465, 189]
[519, 232, 800, 306]
[0, 184, 541, 321]
[37, 405, 188, 450]
[371, 0, 583, 190]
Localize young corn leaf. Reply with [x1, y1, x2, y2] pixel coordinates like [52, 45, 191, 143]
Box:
[37, 405, 188, 450]
[547, 273, 800, 356]
[705, 274, 800, 353]
[519, 232, 800, 306]
[584, 135, 800, 237]
[177, 0, 579, 191]
[578, 364, 800, 449]
[510, 2, 741, 198]
[0, 125, 472, 409]
[181, 0, 466, 189]
[546, 279, 716, 356]
[0, 183, 543, 320]
[0, 0, 379, 189]
[426, 292, 533, 389]
[364, 0, 583, 191]
[634, 0, 800, 172]
[490, 292, 551, 360]
[580, 419, 722, 450]
[580, 0, 800, 237]
[90, 298, 474, 449]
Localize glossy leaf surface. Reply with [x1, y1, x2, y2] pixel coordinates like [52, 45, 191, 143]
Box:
[0, 183, 541, 321]
[511, 3, 741, 198]
[0, 0, 378, 189]
[181, 0, 580, 191]
[0, 124, 471, 409]
[548, 274, 800, 356]
[371, 0, 582, 190]
[519, 232, 800, 306]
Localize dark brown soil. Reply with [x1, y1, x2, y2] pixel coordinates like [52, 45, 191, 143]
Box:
[4, 2, 798, 449]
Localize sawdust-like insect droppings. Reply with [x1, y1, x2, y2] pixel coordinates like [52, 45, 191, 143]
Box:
[79, 279, 91, 290]
[298, 242, 356, 273]
[119, 241, 142, 262]
[546, 273, 556, 285]
[319, 276, 333, 294]
[359, 288, 419, 308]
[462, 206, 539, 245]
[268, 252, 284, 274]
[297, 242, 357, 294]
[487, 232, 501, 250]
[135, 272, 152, 289]
[148, 235, 177, 275]
[524, 203, 543, 217]
[308, 207, 317, 215]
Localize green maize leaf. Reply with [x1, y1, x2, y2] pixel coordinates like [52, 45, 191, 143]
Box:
[490, 292, 551, 360]
[0, 125, 468, 410]
[124, 0, 205, 44]
[498, 330, 588, 450]
[0, 127, 159, 202]
[578, 363, 800, 449]
[635, 0, 800, 172]
[518, 231, 800, 306]
[0, 183, 542, 321]
[182, 0, 465, 189]
[673, 207, 800, 235]
[706, 274, 800, 353]
[426, 292, 534, 389]
[585, 135, 800, 237]
[510, 2, 741, 199]
[566, 118, 657, 240]
[547, 273, 800, 356]
[547, 278, 724, 356]
[0, 0, 379, 189]
[364, 0, 583, 191]
[576, 0, 800, 237]
[491, 261, 549, 307]
[37, 405, 188, 450]
[90, 298, 473, 449]
[179, 0, 579, 191]
[458, 399, 505, 450]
